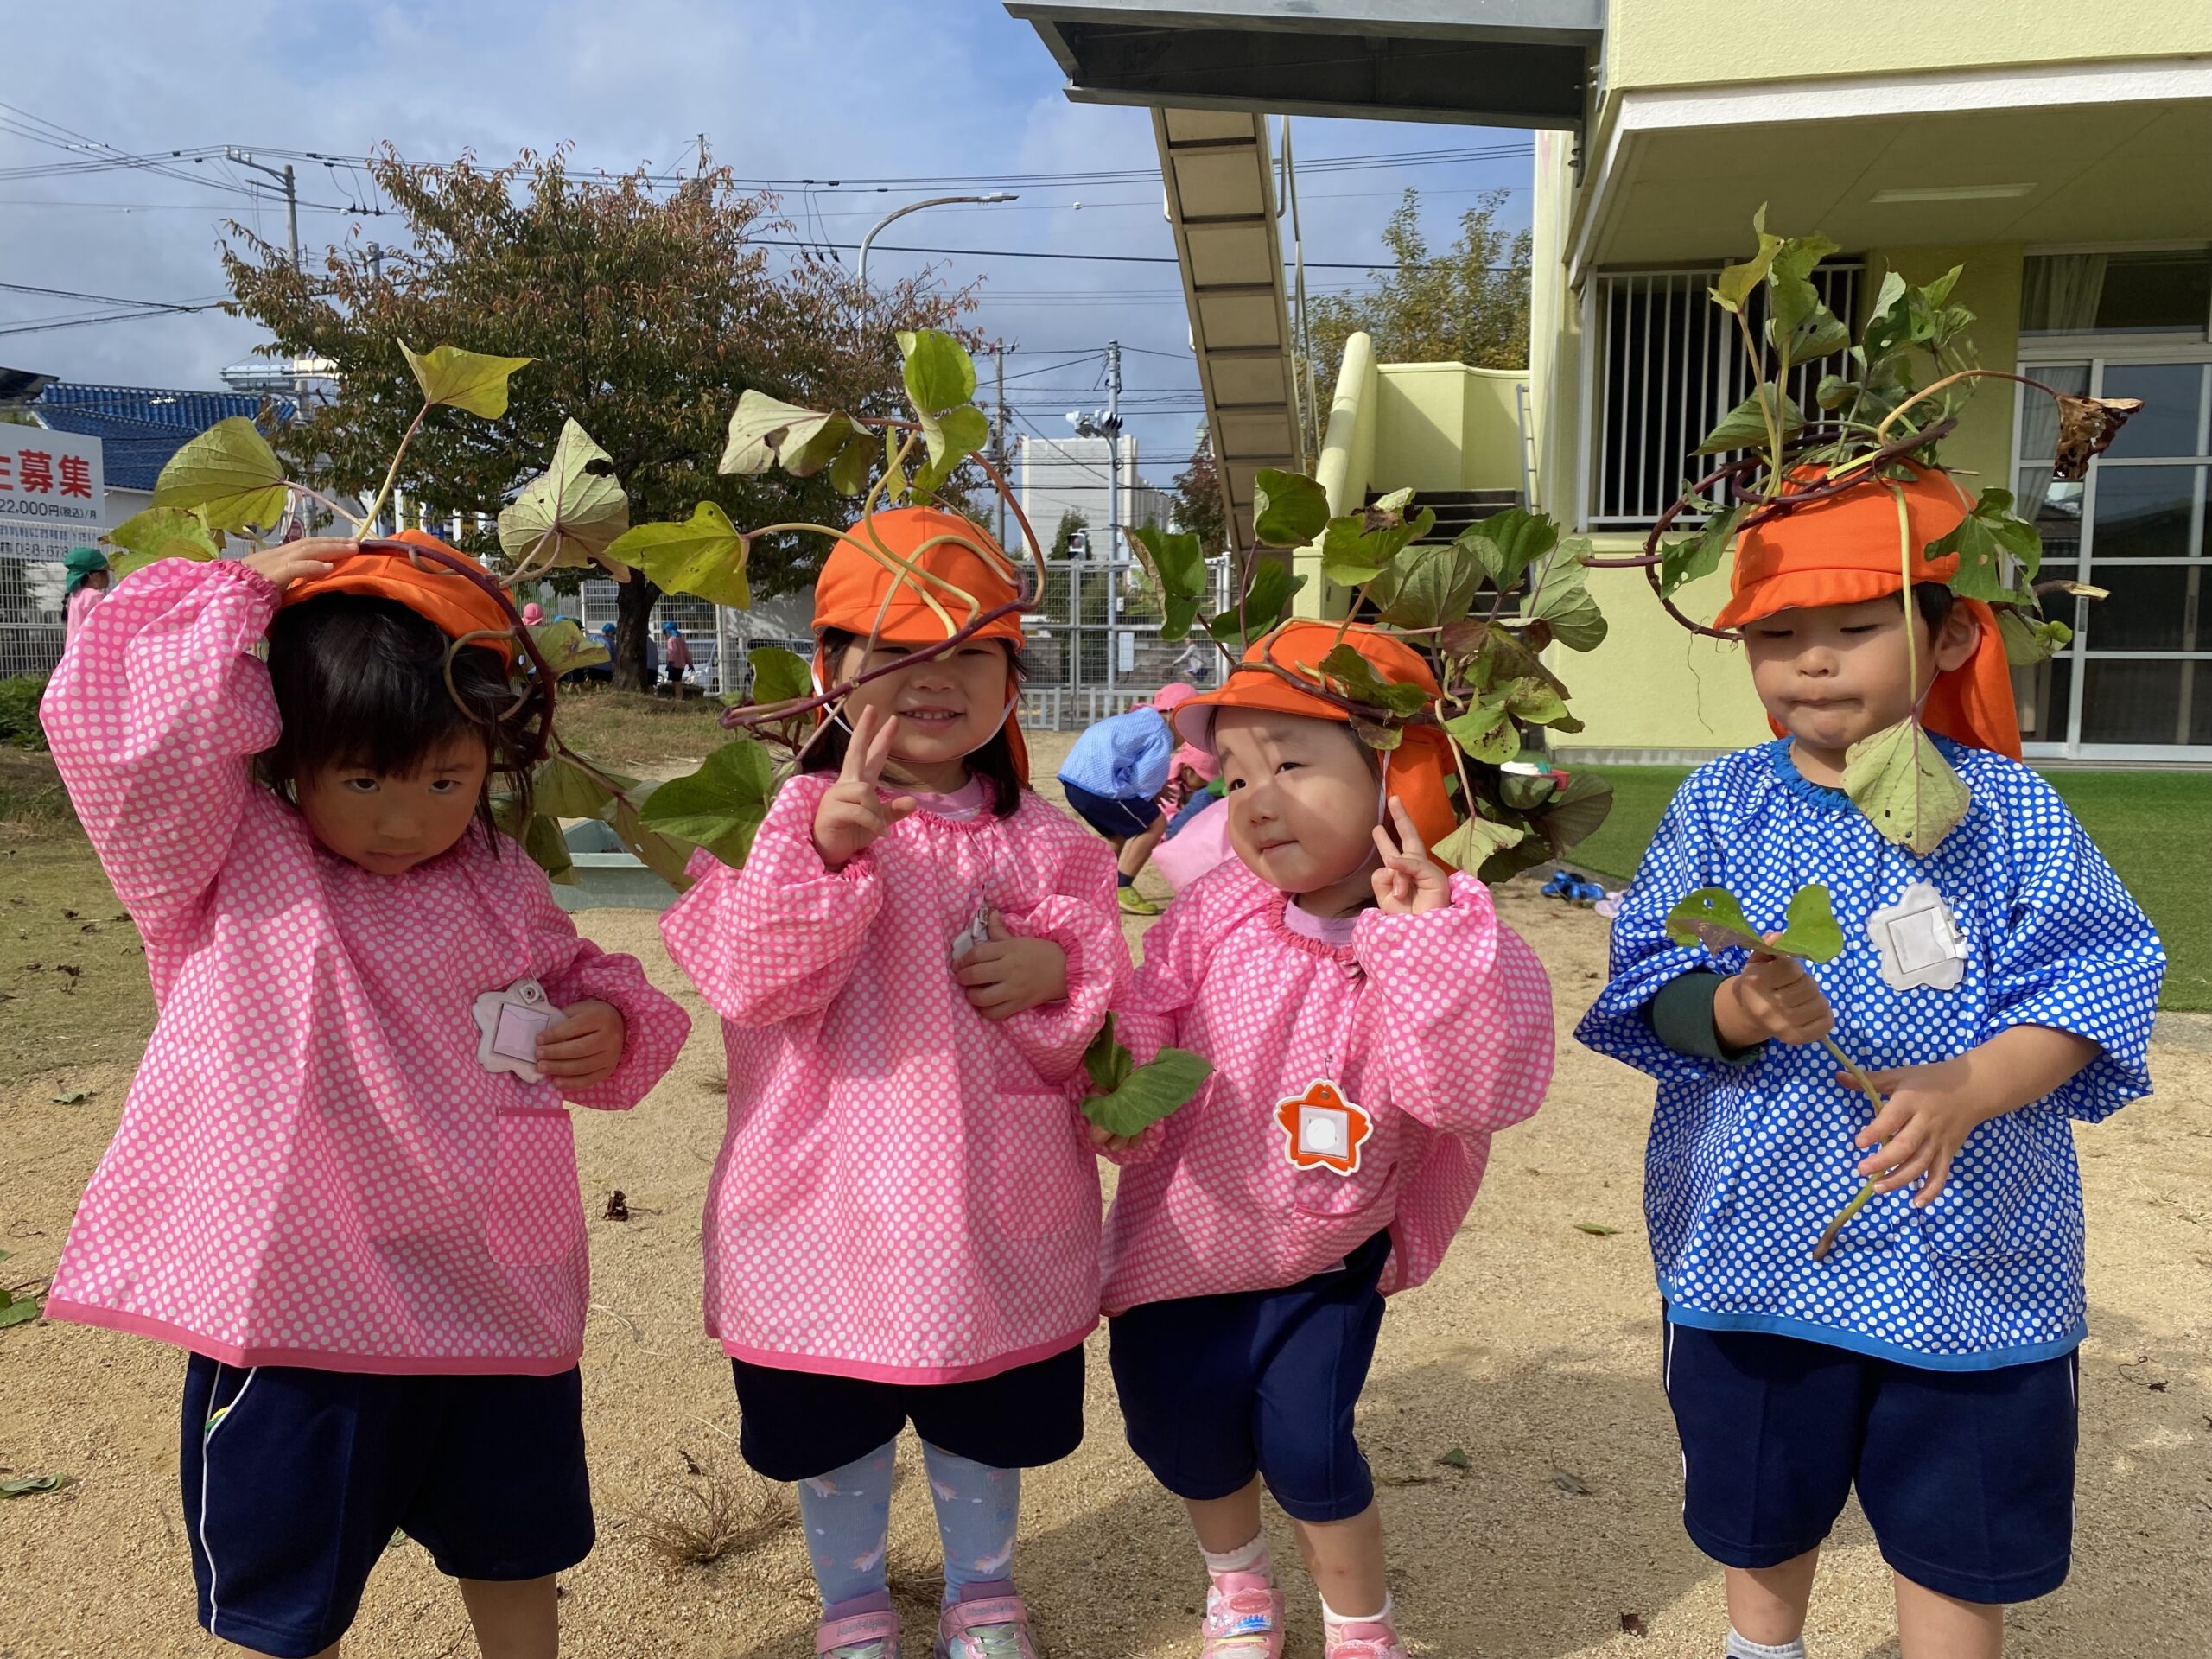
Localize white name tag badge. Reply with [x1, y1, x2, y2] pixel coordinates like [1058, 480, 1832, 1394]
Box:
[474, 976, 561, 1083]
[1867, 881, 1968, 992]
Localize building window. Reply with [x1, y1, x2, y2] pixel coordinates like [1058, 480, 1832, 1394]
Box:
[2014, 356, 2211, 756]
[2021, 250, 2212, 340]
[1590, 264, 1860, 526]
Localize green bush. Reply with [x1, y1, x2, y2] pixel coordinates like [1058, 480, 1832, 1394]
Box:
[0, 674, 49, 750]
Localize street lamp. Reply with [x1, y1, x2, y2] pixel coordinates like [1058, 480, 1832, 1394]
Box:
[856, 193, 1017, 289]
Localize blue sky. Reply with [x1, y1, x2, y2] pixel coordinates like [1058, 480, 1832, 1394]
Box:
[0, 0, 1532, 477]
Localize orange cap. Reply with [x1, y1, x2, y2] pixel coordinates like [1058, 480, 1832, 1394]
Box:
[811, 506, 1031, 782]
[282, 530, 518, 664]
[1717, 467, 2021, 758]
[1174, 619, 1459, 852]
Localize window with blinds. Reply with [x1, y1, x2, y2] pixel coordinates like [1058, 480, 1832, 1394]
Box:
[1592, 264, 1861, 526]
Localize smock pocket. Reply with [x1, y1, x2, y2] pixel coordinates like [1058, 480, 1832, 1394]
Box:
[1915, 1115, 2063, 1266]
[1286, 1100, 1401, 1221]
[985, 1093, 1096, 1241]
[486, 1107, 587, 1268]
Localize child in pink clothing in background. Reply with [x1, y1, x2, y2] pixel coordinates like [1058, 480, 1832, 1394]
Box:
[1099, 622, 1555, 1659]
[39, 535, 689, 1659]
[660, 508, 1127, 1659]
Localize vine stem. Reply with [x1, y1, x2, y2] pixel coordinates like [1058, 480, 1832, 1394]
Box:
[286, 482, 366, 533]
[1812, 1033, 1887, 1262]
[1873, 369, 2058, 446]
[358, 400, 429, 534]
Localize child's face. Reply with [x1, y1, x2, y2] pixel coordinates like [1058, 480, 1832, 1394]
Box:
[1744, 596, 1980, 758]
[1213, 709, 1381, 896]
[295, 734, 492, 874]
[834, 637, 1010, 787]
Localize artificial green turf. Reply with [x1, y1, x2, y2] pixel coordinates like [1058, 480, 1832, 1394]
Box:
[1567, 762, 2209, 1012]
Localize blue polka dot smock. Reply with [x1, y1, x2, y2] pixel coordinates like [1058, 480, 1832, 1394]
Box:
[1576, 736, 2165, 1370]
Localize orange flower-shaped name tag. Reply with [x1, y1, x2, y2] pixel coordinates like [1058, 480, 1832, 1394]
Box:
[1275, 1079, 1373, 1177]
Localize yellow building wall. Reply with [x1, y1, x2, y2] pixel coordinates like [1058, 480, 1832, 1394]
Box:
[1605, 0, 2212, 91]
[1370, 365, 1525, 493]
[1559, 546, 1776, 758]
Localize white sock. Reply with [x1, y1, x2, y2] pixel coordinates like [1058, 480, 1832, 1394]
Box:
[1726, 1631, 1806, 1659]
[1320, 1591, 1393, 1634]
[1201, 1533, 1270, 1580]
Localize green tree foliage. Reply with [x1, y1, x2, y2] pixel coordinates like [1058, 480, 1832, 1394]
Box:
[1303, 188, 1531, 398]
[1169, 425, 1229, 556]
[1050, 508, 1089, 561]
[222, 143, 975, 689]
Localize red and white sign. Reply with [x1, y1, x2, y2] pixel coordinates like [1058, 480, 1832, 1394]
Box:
[0, 427, 105, 530]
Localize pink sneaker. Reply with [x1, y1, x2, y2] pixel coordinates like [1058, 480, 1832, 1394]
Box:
[1200, 1572, 1284, 1656]
[1325, 1618, 1409, 1659]
[818, 1608, 901, 1659]
[936, 1592, 1039, 1659]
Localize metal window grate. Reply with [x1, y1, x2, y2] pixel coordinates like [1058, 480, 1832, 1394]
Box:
[1592, 264, 1860, 526]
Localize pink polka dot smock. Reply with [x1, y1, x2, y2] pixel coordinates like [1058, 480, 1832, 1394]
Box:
[39, 558, 691, 1375]
[660, 770, 1128, 1384]
[1100, 860, 1556, 1316]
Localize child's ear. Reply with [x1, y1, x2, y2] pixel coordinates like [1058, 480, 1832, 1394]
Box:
[1931, 601, 1981, 673]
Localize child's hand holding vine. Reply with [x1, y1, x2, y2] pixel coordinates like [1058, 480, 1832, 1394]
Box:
[956, 912, 1067, 1021]
[1714, 935, 1834, 1047]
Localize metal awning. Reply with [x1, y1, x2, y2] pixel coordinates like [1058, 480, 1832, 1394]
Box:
[1154, 107, 1300, 554]
[1007, 0, 1602, 129]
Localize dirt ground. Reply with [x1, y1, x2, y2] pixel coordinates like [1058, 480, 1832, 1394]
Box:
[3, 730, 2209, 1659]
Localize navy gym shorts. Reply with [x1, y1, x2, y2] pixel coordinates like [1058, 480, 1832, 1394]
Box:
[1662, 1315, 2079, 1604]
[181, 1355, 594, 1658]
[1109, 1230, 1391, 1524]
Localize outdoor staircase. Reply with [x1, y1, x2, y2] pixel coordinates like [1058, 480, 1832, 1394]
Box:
[1365, 487, 1522, 544]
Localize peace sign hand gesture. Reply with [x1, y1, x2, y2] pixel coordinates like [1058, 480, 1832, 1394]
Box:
[811, 704, 918, 871]
[1370, 798, 1452, 916]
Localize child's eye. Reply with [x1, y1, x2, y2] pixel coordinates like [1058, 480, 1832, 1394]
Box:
[1840, 625, 1880, 636]
[343, 777, 378, 793]
[429, 779, 461, 793]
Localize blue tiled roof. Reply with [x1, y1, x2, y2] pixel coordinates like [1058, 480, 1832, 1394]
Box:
[29, 383, 299, 493]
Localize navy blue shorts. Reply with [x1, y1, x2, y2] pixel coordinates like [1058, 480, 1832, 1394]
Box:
[1109, 1231, 1390, 1523]
[1060, 779, 1162, 839]
[181, 1356, 594, 1658]
[731, 1344, 1085, 1482]
[1662, 1317, 2079, 1604]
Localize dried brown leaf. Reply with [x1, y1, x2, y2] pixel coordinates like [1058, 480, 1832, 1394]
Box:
[2052, 394, 2143, 480]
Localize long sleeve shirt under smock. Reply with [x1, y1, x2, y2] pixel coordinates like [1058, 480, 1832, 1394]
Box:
[1100, 860, 1554, 1316]
[1056, 707, 1173, 802]
[1574, 739, 2165, 1370]
[659, 772, 1128, 1384]
[38, 558, 690, 1375]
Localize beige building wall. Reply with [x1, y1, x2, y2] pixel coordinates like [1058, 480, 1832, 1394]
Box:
[1604, 1, 2212, 91]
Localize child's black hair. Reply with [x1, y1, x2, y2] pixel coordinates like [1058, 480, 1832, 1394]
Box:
[257, 592, 537, 836]
[802, 627, 1027, 818]
[1910, 582, 1959, 636]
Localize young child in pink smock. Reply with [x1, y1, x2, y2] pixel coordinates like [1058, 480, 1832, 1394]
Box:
[660, 508, 1128, 1659]
[1099, 621, 1556, 1659]
[40, 534, 690, 1659]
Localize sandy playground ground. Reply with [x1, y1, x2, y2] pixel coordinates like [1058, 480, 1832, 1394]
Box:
[1, 731, 2208, 1659]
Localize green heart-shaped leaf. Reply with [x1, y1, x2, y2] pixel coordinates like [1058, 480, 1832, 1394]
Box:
[605, 501, 751, 608]
[1522, 546, 1607, 652]
[1252, 469, 1330, 548]
[499, 419, 630, 571]
[1082, 1014, 1212, 1139]
[151, 416, 289, 531]
[1843, 718, 1970, 856]
[399, 342, 532, 418]
[1664, 881, 1844, 963]
[746, 645, 813, 707]
[639, 738, 779, 868]
[1206, 560, 1304, 652]
[1434, 814, 1526, 875]
[1458, 507, 1556, 588]
[527, 620, 608, 677]
[1319, 645, 1430, 717]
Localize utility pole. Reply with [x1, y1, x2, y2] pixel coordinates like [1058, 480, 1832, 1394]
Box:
[225, 148, 298, 272]
[368, 243, 384, 283]
[992, 343, 1007, 555]
[1104, 338, 1122, 695]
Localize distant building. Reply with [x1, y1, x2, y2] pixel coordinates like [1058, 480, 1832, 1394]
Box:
[1017, 434, 1167, 556]
[26, 381, 298, 524]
